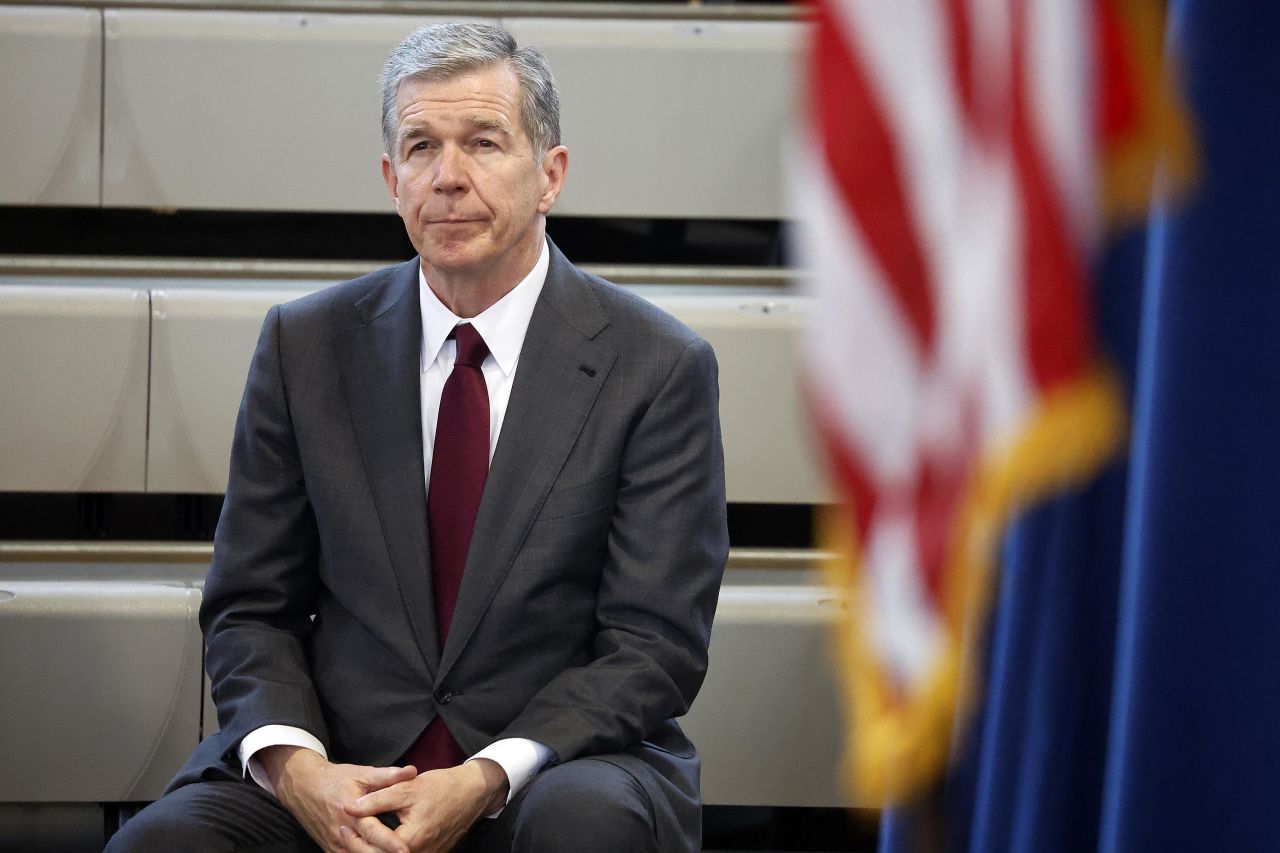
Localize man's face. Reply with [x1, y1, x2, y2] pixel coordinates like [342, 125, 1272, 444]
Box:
[381, 63, 565, 284]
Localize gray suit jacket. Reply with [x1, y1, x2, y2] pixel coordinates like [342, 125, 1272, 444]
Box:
[179, 242, 728, 843]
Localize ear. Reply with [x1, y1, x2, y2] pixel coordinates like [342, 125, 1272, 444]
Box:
[381, 153, 400, 210]
[536, 145, 569, 215]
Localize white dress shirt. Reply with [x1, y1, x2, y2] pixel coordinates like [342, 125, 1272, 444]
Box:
[240, 239, 555, 808]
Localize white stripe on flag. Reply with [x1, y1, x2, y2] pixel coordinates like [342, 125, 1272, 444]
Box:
[793, 135, 925, 486]
[1027, 0, 1096, 250]
[865, 510, 946, 686]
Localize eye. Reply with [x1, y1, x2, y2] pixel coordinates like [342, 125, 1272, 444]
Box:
[473, 138, 497, 150]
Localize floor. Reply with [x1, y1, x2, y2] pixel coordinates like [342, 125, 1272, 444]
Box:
[702, 806, 880, 852]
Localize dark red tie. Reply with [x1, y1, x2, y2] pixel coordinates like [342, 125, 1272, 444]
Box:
[402, 323, 490, 772]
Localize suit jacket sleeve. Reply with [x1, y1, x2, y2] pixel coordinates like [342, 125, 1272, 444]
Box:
[496, 335, 729, 762]
[200, 305, 330, 758]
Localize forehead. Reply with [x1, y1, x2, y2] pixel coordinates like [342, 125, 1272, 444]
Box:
[395, 63, 522, 129]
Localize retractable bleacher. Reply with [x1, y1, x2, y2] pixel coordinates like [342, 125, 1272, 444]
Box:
[0, 3, 856, 848]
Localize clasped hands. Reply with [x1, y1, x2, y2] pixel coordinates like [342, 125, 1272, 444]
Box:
[260, 745, 509, 853]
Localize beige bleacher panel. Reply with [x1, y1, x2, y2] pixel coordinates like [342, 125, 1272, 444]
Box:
[0, 6, 102, 206]
[101, 10, 487, 212]
[147, 283, 319, 492]
[145, 279, 826, 502]
[681, 566, 848, 807]
[101, 9, 471, 211]
[0, 284, 149, 492]
[505, 18, 802, 219]
[0, 561, 206, 801]
[637, 286, 828, 504]
[101, 11, 800, 219]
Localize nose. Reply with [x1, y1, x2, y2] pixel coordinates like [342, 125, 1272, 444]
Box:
[432, 143, 471, 196]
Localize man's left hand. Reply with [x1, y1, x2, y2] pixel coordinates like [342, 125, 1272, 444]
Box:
[341, 758, 510, 853]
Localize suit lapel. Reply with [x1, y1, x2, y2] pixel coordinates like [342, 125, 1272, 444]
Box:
[334, 259, 440, 679]
[439, 244, 616, 677]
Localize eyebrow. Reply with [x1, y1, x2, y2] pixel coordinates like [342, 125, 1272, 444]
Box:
[467, 116, 512, 136]
[396, 124, 430, 150]
[396, 116, 512, 151]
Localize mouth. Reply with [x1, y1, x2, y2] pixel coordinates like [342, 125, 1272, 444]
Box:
[427, 218, 484, 225]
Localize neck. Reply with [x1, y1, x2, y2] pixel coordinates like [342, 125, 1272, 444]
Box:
[423, 225, 544, 318]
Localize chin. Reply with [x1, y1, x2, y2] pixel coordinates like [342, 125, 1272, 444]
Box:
[420, 234, 471, 258]
[423, 246, 488, 272]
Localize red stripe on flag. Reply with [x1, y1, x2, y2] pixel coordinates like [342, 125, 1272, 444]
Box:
[1095, 0, 1143, 143]
[804, 382, 878, 546]
[812, 1, 937, 356]
[911, 392, 980, 608]
[1008, 0, 1091, 389]
[944, 0, 976, 124]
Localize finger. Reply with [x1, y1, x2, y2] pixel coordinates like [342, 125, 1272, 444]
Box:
[392, 819, 450, 853]
[391, 822, 425, 853]
[339, 824, 391, 853]
[354, 815, 409, 853]
[359, 764, 418, 792]
[346, 783, 411, 818]
[324, 820, 356, 853]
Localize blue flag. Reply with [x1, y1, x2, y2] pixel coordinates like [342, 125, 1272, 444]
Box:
[881, 1, 1280, 850]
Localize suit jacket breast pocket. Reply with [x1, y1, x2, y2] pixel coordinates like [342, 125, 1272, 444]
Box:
[537, 469, 618, 521]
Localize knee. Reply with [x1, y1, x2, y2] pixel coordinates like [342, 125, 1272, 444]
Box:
[105, 802, 220, 853]
[509, 759, 658, 853]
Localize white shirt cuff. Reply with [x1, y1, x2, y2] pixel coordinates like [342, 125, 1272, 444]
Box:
[466, 738, 555, 817]
[238, 725, 328, 796]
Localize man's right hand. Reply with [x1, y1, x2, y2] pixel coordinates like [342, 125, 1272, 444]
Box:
[259, 745, 418, 853]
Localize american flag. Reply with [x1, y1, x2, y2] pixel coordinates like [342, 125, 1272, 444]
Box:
[795, 0, 1142, 801]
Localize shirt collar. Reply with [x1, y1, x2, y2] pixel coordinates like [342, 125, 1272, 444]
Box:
[419, 237, 549, 377]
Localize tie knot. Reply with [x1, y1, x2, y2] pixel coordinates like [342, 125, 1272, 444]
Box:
[451, 323, 489, 368]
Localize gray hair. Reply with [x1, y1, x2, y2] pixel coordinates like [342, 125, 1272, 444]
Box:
[379, 22, 561, 159]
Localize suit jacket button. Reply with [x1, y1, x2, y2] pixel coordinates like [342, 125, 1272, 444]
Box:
[434, 686, 454, 705]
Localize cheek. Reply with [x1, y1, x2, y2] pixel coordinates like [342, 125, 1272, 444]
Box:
[395, 166, 429, 196]
[503, 182, 546, 222]
[401, 187, 435, 223]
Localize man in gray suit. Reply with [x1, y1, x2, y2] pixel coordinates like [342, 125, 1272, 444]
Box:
[107, 21, 727, 853]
